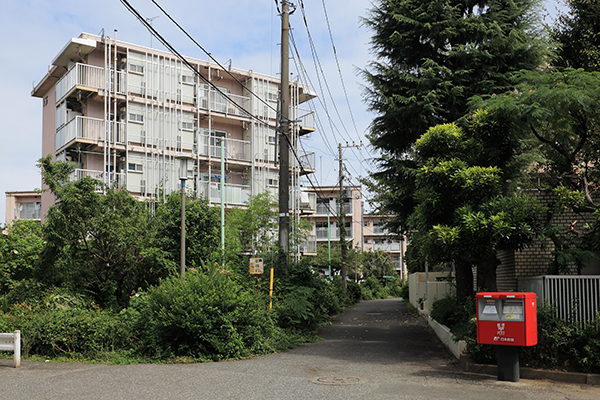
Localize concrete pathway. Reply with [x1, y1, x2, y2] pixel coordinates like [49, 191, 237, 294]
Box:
[1, 298, 599, 399]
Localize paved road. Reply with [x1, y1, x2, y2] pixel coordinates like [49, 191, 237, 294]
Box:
[2, 298, 600, 399]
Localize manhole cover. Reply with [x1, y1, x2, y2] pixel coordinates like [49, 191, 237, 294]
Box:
[311, 377, 367, 385]
[366, 312, 382, 316]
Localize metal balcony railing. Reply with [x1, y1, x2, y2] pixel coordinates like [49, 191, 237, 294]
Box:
[70, 169, 125, 190]
[56, 63, 105, 102]
[198, 88, 251, 117]
[197, 135, 252, 161]
[198, 182, 252, 206]
[55, 116, 125, 150]
[298, 235, 317, 254]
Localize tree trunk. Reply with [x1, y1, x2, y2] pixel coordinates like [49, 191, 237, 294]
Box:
[476, 252, 500, 292]
[455, 259, 474, 305]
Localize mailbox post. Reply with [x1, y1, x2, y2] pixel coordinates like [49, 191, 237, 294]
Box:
[476, 292, 537, 382]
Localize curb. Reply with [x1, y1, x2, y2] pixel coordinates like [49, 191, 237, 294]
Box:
[423, 314, 600, 386]
[463, 361, 600, 385]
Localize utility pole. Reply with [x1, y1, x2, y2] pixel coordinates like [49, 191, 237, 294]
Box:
[278, 0, 291, 275]
[338, 142, 362, 294]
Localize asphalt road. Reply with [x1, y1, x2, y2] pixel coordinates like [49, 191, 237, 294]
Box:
[1, 298, 599, 399]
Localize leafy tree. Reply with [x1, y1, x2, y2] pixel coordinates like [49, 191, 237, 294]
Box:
[357, 250, 397, 280]
[37, 156, 173, 309]
[226, 192, 277, 256]
[152, 192, 221, 270]
[0, 220, 43, 294]
[361, 0, 549, 232]
[472, 69, 600, 274]
[407, 117, 544, 300]
[551, 0, 600, 71]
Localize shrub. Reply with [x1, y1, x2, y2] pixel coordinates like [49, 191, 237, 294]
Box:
[137, 268, 278, 361]
[361, 277, 385, 300]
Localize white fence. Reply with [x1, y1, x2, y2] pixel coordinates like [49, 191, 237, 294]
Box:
[0, 331, 21, 368]
[519, 275, 600, 328]
[408, 272, 454, 314]
[55, 63, 106, 102]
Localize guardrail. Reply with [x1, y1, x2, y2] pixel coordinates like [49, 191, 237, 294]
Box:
[0, 331, 21, 368]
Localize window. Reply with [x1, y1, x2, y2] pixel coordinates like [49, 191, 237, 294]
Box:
[181, 75, 195, 84]
[268, 178, 278, 187]
[181, 121, 194, 131]
[129, 64, 144, 74]
[267, 135, 276, 144]
[129, 112, 144, 123]
[128, 163, 143, 172]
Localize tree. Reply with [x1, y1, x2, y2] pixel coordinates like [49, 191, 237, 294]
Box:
[551, 0, 600, 71]
[471, 69, 600, 274]
[407, 115, 544, 301]
[152, 192, 221, 270]
[37, 156, 173, 309]
[361, 0, 549, 231]
[226, 192, 277, 256]
[0, 220, 43, 294]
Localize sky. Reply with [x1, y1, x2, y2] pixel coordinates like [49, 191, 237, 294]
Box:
[0, 0, 566, 224]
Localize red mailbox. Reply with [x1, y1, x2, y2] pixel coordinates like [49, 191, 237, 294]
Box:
[476, 292, 537, 347]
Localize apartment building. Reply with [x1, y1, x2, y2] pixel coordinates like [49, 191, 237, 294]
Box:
[4, 191, 42, 226]
[302, 185, 407, 279]
[31, 33, 318, 230]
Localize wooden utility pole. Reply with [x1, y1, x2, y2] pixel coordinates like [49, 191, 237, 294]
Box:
[278, 0, 291, 274]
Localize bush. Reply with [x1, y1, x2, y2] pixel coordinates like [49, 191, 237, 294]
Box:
[360, 277, 385, 300]
[0, 304, 132, 358]
[137, 268, 278, 361]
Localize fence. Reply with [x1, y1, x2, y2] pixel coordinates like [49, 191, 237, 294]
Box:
[0, 331, 21, 368]
[408, 272, 454, 314]
[519, 275, 600, 328]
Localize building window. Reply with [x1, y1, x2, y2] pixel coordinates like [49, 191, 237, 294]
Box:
[129, 64, 144, 74]
[181, 121, 194, 131]
[128, 163, 143, 172]
[181, 75, 195, 84]
[129, 113, 144, 123]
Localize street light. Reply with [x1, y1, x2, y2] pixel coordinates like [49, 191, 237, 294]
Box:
[176, 155, 193, 280]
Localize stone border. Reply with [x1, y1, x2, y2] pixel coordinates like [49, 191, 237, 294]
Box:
[424, 315, 600, 386]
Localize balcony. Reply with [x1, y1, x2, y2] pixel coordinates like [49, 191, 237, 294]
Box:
[297, 108, 316, 136]
[70, 169, 125, 190]
[291, 191, 316, 214]
[55, 63, 123, 104]
[316, 200, 352, 216]
[298, 235, 317, 255]
[370, 242, 403, 252]
[196, 135, 252, 162]
[198, 182, 251, 206]
[316, 227, 353, 241]
[55, 116, 125, 151]
[296, 151, 316, 175]
[198, 87, 251, 118]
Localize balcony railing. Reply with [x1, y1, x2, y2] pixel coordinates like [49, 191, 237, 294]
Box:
[55, 63, 105, 102]
[70, 169, 125, 190]
[316, 200, 352, 215]
[316, 227, 353, 241]
[198, 182, 251, 206]
[370, 242, 402, 252]
[290, 191, 316, 213]
[55, 116, 125, 150]
[298, 235, 317, 254]
[196, 135, 252, 162]
[198, 88, 251, 117]
[296, 151, 315, 172]
[297, 108, 316, 132]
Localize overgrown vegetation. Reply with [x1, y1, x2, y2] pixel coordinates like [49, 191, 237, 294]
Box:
[0, 157, 402, 364]
[430, 295, 600, 373]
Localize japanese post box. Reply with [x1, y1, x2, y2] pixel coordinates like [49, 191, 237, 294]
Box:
[476, 292, 537, 347]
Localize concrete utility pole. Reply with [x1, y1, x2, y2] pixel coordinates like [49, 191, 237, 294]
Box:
[278, 0, 291, 275]
[338, 142, 362, 293]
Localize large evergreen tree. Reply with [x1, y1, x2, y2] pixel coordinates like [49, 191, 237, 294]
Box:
[361, 0, 549, 232]
[551, 0, 600, 71]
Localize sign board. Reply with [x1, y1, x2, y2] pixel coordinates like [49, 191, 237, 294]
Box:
[249, 258, 264, 275]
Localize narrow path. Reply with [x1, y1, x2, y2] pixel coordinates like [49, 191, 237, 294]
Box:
[1, 298, 599, 399]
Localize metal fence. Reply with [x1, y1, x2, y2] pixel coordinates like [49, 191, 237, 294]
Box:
[519, 275, 600, 328]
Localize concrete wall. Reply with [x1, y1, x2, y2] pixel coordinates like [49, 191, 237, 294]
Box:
[408, 272, 454, 314]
